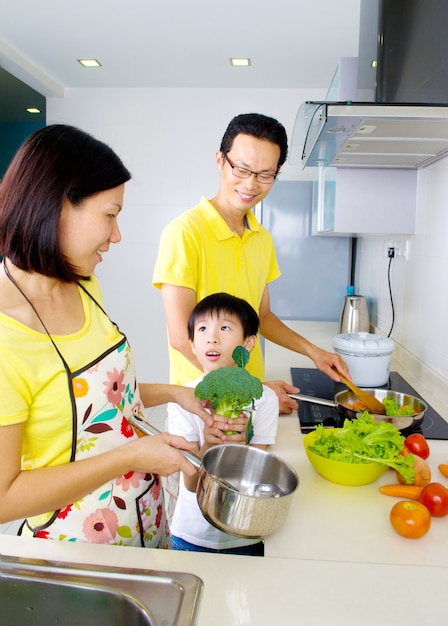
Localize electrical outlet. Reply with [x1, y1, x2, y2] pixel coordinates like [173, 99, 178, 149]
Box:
[383, 239, 410, 260]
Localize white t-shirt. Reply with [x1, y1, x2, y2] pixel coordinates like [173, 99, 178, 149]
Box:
[167, 377, 279, 550]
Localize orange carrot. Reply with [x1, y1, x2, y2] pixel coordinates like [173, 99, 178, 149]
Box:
[379, 484, 424, 499]
[401, 405, 417, 415]
[439, 464, 448, 479]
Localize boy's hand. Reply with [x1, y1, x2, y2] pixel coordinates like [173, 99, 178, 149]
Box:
[204, 412, 248, 445]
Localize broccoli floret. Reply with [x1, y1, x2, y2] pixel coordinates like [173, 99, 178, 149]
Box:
[194, 346, 263, 443]
[195, 366, 263, 417]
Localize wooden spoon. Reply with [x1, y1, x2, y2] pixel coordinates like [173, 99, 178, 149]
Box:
[337, 371, 386, 415]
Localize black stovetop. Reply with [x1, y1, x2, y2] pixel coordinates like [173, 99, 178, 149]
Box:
[291, 368, 448, 440]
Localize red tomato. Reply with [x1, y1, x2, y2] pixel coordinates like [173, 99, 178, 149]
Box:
[404, 433, 430, 459]
[390, 501, 431, 539]
[419, 482, 448, 517]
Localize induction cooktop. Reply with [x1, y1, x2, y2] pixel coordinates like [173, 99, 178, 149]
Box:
[291, 368, 448, 441]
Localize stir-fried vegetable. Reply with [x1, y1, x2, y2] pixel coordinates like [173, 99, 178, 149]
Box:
[344, 398, 417, 416]
[382, 397, 417, 416]
[308, 412, 416, 483]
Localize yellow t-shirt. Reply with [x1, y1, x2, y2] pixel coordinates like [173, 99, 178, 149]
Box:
[0, 276, 123, 470]
[152, 197, 281, 384]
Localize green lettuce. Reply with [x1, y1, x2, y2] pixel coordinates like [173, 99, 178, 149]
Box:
[308, 412, 415, 483]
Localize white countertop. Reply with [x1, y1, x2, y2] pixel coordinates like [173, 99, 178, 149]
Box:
[2, 321, 448, 625]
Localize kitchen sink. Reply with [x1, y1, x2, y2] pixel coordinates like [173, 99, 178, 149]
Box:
[0, 555, 203, 625]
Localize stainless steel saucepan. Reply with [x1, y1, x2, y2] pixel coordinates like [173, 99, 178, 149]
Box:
[129, 414, 299, 539]
[290, 388, 427, 432]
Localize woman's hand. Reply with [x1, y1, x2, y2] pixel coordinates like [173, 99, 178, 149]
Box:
[169, 386, 215, 426]
[129, 432, 198, 477]
[138, 383, 215, 426]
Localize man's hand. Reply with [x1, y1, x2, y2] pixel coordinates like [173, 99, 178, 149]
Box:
[308, 347, 351, 382]
[264, 380, 299, 415]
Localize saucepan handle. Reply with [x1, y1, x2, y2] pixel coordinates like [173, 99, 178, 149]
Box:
[289, 393, 338, 408]
[128, 414, 202, 470]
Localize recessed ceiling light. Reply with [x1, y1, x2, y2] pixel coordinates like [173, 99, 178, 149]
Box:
[230, 58, 251, 67]
[26, 107, 41, 114]
[78, 59, 102, 68]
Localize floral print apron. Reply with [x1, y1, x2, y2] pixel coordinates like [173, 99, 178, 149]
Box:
[7, 272, 170, 548]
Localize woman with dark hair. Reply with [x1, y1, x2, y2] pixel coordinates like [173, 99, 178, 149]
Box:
[0, 124, 211, 547]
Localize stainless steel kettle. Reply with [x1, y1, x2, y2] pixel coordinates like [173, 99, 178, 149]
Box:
[339, 295, 369, 334]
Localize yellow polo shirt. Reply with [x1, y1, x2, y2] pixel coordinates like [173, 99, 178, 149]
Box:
[0, 276, 123, 470]
[153, 197, 281, 384]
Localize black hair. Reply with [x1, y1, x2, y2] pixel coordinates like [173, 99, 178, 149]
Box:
[0, 124, 131, 282]
[188, 292, 259, 341]
[219, 113, 288, 168]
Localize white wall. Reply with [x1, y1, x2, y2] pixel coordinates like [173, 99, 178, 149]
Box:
[47, 87, 325, 383]
[355, 157, 448, 404]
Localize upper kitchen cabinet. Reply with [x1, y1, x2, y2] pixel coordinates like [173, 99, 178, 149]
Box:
[312, 166, 416, 236]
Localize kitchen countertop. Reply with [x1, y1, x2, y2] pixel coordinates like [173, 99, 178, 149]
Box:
[2, 322, 448, 625]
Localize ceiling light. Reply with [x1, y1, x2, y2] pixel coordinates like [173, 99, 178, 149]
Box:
[26, 107, 41, 114]
[78, 59, 102, 68]
[230, 58, 251, 67]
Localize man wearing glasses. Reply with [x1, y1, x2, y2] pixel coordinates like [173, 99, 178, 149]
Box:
[153, 113, 349, 413]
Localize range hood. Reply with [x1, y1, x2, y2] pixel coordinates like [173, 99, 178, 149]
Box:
[290, 101, 448, 169]
[291, 1, 448, 170]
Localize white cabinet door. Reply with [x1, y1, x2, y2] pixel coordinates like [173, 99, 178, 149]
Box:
[312, 166, 417, 235]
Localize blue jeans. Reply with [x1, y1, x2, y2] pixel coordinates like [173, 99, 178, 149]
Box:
[171, 535, 264, 556]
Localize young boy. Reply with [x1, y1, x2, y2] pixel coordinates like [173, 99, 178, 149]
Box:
[167, 292, 279, 556]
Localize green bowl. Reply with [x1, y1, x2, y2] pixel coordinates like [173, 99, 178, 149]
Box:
[303, 429, 388, 486]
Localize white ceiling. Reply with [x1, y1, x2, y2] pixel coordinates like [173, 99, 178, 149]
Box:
[0, 0, 361, 121]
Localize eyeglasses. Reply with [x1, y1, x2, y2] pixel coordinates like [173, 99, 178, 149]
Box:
[224, 155, 277, 184]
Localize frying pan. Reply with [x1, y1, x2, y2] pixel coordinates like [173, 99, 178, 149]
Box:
[290, 388, 427, 432]
[128, 414, 299, 538]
